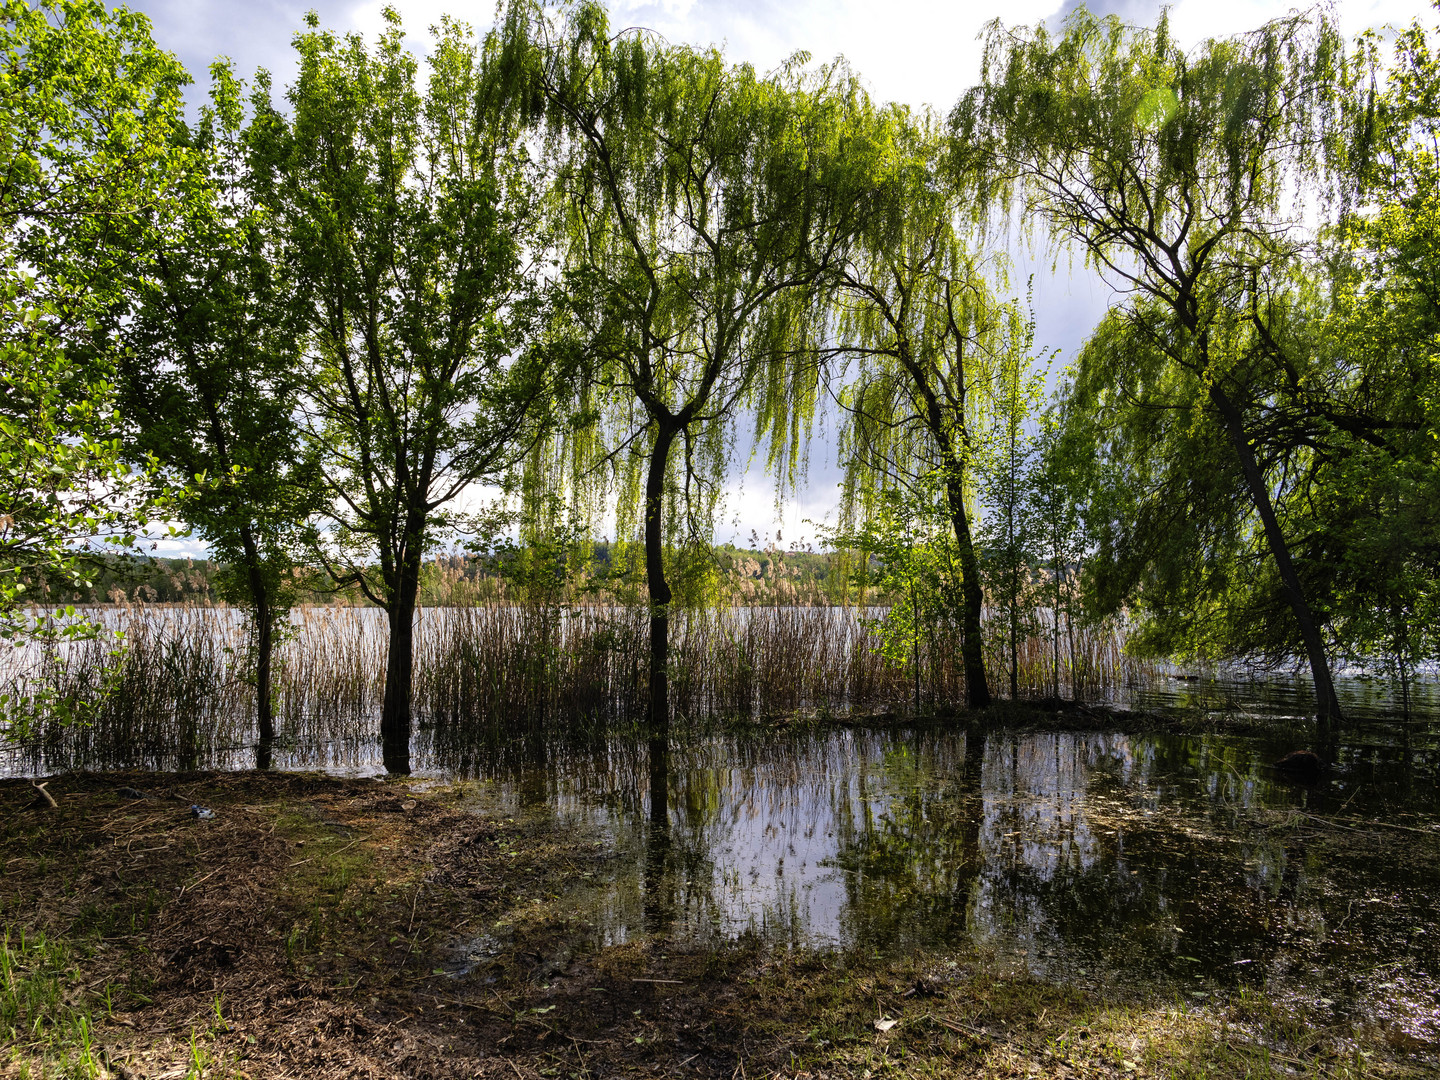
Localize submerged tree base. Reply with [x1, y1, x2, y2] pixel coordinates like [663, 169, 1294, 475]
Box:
[1, 769, 1432, 1079]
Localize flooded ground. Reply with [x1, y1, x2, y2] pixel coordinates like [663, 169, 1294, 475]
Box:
[463, 723, 1440, 1048]
[6, 668, 1440, 1052]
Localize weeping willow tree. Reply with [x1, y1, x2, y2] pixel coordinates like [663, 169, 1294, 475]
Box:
[953, 7, 1371, 721]
[829, 112, 1034, 709]
[496, 2, 887, 765]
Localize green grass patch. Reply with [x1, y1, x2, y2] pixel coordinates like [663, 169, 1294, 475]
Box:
[0, 925, 114, 1079]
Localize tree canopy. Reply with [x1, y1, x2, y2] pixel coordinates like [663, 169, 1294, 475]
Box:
[5, 0, 1439, 756]
[1, 0, 189, 663]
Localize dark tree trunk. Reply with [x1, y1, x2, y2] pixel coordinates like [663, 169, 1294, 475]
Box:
[253, 601, 274, 771]
[1052, 532, 1062, 701]
[940, 466, 993, 709]
[237, 524, 276, 769]
[1009, 587, 1019, 701]
[1209, 384, 1342, 721]
[239, 526, 274, 738]
[644, 423, 679, 825]
[381, 545, 423, 776]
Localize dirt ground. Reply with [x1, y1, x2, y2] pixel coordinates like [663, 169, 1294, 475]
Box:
[0, 770, 1432, 1080]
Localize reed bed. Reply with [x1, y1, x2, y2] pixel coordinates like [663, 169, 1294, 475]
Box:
[1, 605, 253, 771]
[1, 600, 1154, 771]
[985, 609, 1159, 702]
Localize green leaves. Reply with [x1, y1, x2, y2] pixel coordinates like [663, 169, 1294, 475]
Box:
[1, 2, 188, 680]
[1135, 86, 1178, 131]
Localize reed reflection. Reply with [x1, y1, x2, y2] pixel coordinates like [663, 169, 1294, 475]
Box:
[521, 726, 1440, 1036]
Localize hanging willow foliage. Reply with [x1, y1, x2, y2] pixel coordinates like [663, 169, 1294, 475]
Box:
[493, 0, 894, 735]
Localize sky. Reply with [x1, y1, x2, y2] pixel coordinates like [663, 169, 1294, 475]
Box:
[123, 0, 1437, 555]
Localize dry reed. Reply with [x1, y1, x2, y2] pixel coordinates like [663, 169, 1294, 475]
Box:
[1, 599, 1154, 771]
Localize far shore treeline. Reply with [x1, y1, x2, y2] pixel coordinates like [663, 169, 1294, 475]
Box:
[4, 0, 1439, 771]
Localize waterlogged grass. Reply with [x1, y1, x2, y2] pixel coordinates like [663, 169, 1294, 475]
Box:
[618, 948, 1418, 1080]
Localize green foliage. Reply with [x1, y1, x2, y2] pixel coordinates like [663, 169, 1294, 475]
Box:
[956, 6, 1381, 714]
[829, 110, 1037, 706]
[500, 0, 886, 594]
[251, 8, 555, 609]
[113, 60, 317, 582]
[976, 342, 1045, 700]
[243, 6, 564, 756]
[7, 0, 1440, 738]
[823, 476, 967, 715]
[1316, 5, 1440, 692]
[97, 60, 324, 735]
[1026, 400, 1091, 698]
[0, 282, 144, 633]
[1, 0, 190, 727]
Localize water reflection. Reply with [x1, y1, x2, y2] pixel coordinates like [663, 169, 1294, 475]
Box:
[498, 727, 1439, 1043]
[5, 646, 1440, 1043]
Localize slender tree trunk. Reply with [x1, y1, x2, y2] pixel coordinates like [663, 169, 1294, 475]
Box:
[1052, 529, 1061, 701]
[897, 331, 992, 709]
[1208, 384, 1342, 721]
[940, 466, 993, 708]
[1008, 430, 1020, 702]
[911, 564, 921, 718]
[381, 539, 424, 776]
[1065, 581, 1079, 698]
[1009, 604, 1019, 701]
[644, 423, 679, 825]
[238, 526, 274, 739]
[237, 524, 276, 770]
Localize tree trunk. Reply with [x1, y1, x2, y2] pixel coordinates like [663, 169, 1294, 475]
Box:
[238, 524, 275, 769]
[1052, 530, 1061, 700]
[1209, 384, 1342, 721]
[939, 451, 992, 708]
[644, 423, 679, 824]
[898, 331, 992, 710]
[381, 549, 423, 776]
[1009, 602, 1019, 701]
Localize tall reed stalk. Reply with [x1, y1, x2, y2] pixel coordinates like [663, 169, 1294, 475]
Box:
[1, 599, 1157, 771]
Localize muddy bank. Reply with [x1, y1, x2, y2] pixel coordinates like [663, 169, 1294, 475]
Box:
[1, 771, 1434, 1079]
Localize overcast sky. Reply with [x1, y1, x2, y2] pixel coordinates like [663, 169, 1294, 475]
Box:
[123, 0, 1437, 553]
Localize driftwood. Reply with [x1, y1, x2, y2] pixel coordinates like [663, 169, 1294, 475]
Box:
[30, 781, 58, 809]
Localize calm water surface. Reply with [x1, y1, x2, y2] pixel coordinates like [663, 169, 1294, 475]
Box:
[469, 724, 1440, 1044]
